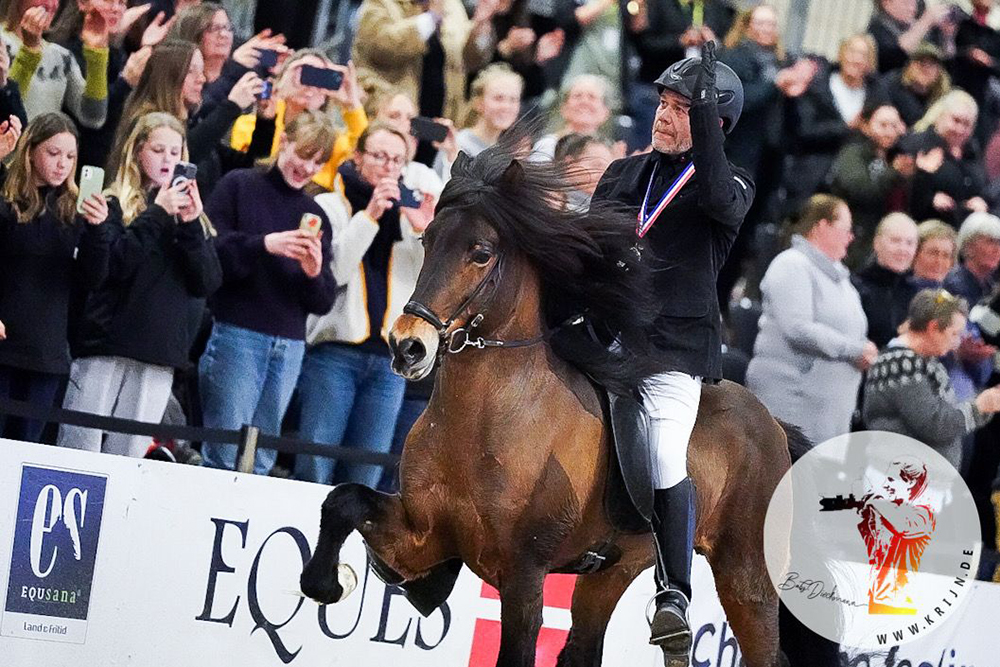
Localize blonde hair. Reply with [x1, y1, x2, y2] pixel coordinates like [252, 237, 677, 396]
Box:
[463, 62, 523, 129]
[110, 112, 188, 224]
[796, 194, 848, 236]
[2, 112, 79, 224]
[276, 110, 339, 164]
[874, 212, 917, 239]
[838, 34, 878, 76]
[723, 4, 785, 61]
[916, 219, 958, 260]
[913, 89, 978, 133]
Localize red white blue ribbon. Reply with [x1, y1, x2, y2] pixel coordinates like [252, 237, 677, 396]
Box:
[637, 162, 696, 238]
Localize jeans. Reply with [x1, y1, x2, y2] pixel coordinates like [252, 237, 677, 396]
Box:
[293, 343, 406, 487]
[0, 364, 62, 443]
[199, 322, 305, 475]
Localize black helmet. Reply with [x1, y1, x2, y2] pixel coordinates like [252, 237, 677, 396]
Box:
[654, 57, 744, 134]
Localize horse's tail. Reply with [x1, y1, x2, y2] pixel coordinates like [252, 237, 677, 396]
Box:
[777, 419, 812, 464]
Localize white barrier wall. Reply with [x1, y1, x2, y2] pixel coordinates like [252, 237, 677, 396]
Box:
[0, 439, 997, 667]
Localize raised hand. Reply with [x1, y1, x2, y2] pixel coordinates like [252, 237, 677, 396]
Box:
[232, 29, 288, 71]
[327, 60, 361, 109]
[79, 193, 109, 226]
[155, 181, 192, 216]
[693, 40, 718, 102]
[20, 6, 53, 50]
[0, 319, 5, 340]
[0, 115, 22, 162]
[81, 7, 111, 49]
[178, 180, 204, 223]
[121, 46, 152, 87]
[228, 71, 264, 109]
[140, 11, 174, 48]
[116, 3, 151, 37]
[535, 28, 565, 64]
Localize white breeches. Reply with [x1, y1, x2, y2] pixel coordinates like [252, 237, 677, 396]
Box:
[642, 371, 701, 490]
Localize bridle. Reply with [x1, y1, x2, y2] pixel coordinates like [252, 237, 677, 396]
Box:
[402, 252, 581, 357]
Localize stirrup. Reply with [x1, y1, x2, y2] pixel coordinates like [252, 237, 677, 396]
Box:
[646, 589, 692, 648]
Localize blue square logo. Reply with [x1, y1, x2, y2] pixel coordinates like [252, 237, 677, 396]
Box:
[4, 465, 107, 623]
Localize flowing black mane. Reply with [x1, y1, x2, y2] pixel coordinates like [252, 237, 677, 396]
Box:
[437, 125, 668, 393]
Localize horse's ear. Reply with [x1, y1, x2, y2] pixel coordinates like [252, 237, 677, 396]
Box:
[501, 159, 525, 187]
[453, 151, 472, 175]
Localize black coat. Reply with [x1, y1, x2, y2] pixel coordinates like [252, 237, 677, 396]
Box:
[875, 68, 935, 127]
[626, 0, 734, 84]
[852, 261, 919, 349]
[0, 196, 111, 374]
[899, 128, 988, 226]
[593, 97, 755, 380]
[73, 196, 222, 369]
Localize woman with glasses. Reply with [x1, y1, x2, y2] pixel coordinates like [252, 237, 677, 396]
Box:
[293, 122, 428, 488]
[747, 194, 876, 444]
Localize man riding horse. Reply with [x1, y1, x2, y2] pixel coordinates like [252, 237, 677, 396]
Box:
[592, 41, 752, 658]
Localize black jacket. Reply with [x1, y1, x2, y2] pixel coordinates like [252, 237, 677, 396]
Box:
[593, 97, 755, 380]
[0, 196, 111, 374]
[899, 128, 988, 226]
[875, 68, 934, 127]
[74, 196, 222, 369]
[625, 0, 734, 84]
[852, 261, 919, 349]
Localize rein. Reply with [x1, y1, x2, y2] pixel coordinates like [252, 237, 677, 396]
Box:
[402, 253, 581, 357]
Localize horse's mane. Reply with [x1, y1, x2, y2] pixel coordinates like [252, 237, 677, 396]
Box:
[437, 122, 669, 394]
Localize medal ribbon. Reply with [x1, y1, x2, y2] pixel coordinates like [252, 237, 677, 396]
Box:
[637, 161, 696, 238]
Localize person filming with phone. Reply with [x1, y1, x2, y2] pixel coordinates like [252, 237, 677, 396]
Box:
[293, 123, 424, 488]
[58, 112, 221, 459]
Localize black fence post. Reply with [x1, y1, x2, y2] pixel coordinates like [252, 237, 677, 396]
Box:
[236, 425, 260, 474]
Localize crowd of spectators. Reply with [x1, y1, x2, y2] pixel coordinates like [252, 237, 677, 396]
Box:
[1, 0, 1000, 573]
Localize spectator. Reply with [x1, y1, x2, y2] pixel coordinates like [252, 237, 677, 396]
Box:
[864, 288, 1000, 468]
[559, 0, 621, 115]
[462, 0, 572, 108]
[867, 0, 956, 74]
[784, 35, 880, 214]
[623, 0, 734, 148]
[747, 194, 875, 443]
[1, 0, 109, 128]
[553, 132, 613, 211]
[112, 38, 265, 196]
[903, 89, 988, 226]
[434, 62, 522, 177]
[0, 112, 110, 443]
[199, 110, 338, 475]
[912, 218, 959, 287]
[852, 212, 920, 348]
[352, 0, 472, 125]
[876, 42, 951, 127]
[946, 210, 1000, 305]
[530, 73, 611, 161]
[295, 123, 428, 487]
[230, 50, 367, 192]
[828, 101, 909, 262]
[59, 111, 220, 457]
[953, 0, 1000, 143]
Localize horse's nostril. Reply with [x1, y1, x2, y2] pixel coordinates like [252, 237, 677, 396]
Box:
[399, 338, 426, 365]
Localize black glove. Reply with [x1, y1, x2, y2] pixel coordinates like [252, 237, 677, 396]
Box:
[693, 40, 718, 103]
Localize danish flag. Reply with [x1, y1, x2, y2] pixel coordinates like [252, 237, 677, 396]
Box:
[468, 574, 577, 667]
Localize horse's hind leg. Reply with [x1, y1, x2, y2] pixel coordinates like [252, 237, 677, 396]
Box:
[300, 483, 448, 606]
[556, 549, 648, 667]
[715, 580, 782, 667]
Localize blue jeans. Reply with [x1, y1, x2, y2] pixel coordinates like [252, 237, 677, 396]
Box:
[293, 343, 406, 487]
[199, 322, 305, 475]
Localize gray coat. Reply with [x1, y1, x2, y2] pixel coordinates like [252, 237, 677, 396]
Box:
[747, 235, 869, 444]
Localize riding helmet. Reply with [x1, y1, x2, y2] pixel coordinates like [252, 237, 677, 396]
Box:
[654, 57, 744, 134]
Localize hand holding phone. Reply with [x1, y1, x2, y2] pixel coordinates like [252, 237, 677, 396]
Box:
[299, 212, 322, 237]
[299, 64, 343, 91]
[76, 165, 105, 214]
[398, 185, 422, 209]
[172, 161, 198, 188]
[409, 116, 449, 143]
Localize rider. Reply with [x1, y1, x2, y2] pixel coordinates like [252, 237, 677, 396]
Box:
[592, 42, 751, 656]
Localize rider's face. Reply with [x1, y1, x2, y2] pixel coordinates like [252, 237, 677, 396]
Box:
[652, 90, 693, 155]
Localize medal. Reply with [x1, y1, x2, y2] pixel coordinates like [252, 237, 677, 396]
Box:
[637, 161, 696, 238]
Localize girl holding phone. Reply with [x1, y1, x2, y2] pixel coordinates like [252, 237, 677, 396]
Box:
[0, 112, 111, 442]
[58, 112, 221, 457]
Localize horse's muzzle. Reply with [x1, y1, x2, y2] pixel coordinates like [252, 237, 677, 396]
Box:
[389, 315, 439, 381]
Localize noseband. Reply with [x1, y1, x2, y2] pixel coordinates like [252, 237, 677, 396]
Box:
[402, 253, 580, 357]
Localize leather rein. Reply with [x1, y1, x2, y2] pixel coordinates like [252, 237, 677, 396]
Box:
[402, 253, 581, 357]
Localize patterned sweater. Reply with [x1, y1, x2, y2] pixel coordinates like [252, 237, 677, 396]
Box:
[862, 343, 990, 468]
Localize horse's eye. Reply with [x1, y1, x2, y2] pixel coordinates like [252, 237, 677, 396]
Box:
[471, 247, 493, 265]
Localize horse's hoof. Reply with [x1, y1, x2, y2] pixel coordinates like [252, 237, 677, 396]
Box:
[661, 654, 690, 667]
[336, 564, 358, 602]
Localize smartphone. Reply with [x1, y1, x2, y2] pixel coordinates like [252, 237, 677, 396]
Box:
[76, 165, 104, 214]
[257, 49, 278, 69]
[409, 116, 448, 143]
[299, 212, 322, 237]
[258, 80, 273, 100]
[300, 65, 343, 91]
[398, 185, 422, 209]
[171, 161, 197, 188]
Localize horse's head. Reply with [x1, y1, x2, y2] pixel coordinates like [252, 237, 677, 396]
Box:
[389, 203, 509, 380]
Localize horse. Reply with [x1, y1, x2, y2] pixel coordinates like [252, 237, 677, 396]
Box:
[300, 139, 804, 667]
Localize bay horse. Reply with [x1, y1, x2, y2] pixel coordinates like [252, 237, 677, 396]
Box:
[300, 140, 803, 667]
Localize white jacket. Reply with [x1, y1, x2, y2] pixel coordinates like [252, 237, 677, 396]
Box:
[305, 166, 435, 346]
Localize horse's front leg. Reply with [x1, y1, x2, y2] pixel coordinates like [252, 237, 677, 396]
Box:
[300, 483, 447, 605]
[496, 568, 547, 667]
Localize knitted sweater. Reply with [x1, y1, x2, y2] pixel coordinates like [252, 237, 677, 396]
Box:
[862, 342, 991, 468]
[1, 28, 108, 129]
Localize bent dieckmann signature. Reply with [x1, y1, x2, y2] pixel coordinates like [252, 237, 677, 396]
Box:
[778, 572, 867, 608]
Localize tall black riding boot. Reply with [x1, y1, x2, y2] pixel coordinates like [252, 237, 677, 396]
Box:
[649, 477, 695, 655]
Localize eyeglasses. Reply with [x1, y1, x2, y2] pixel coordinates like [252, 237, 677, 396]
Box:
[363, 151, 406, 168]
[205, 23, 233, 35]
